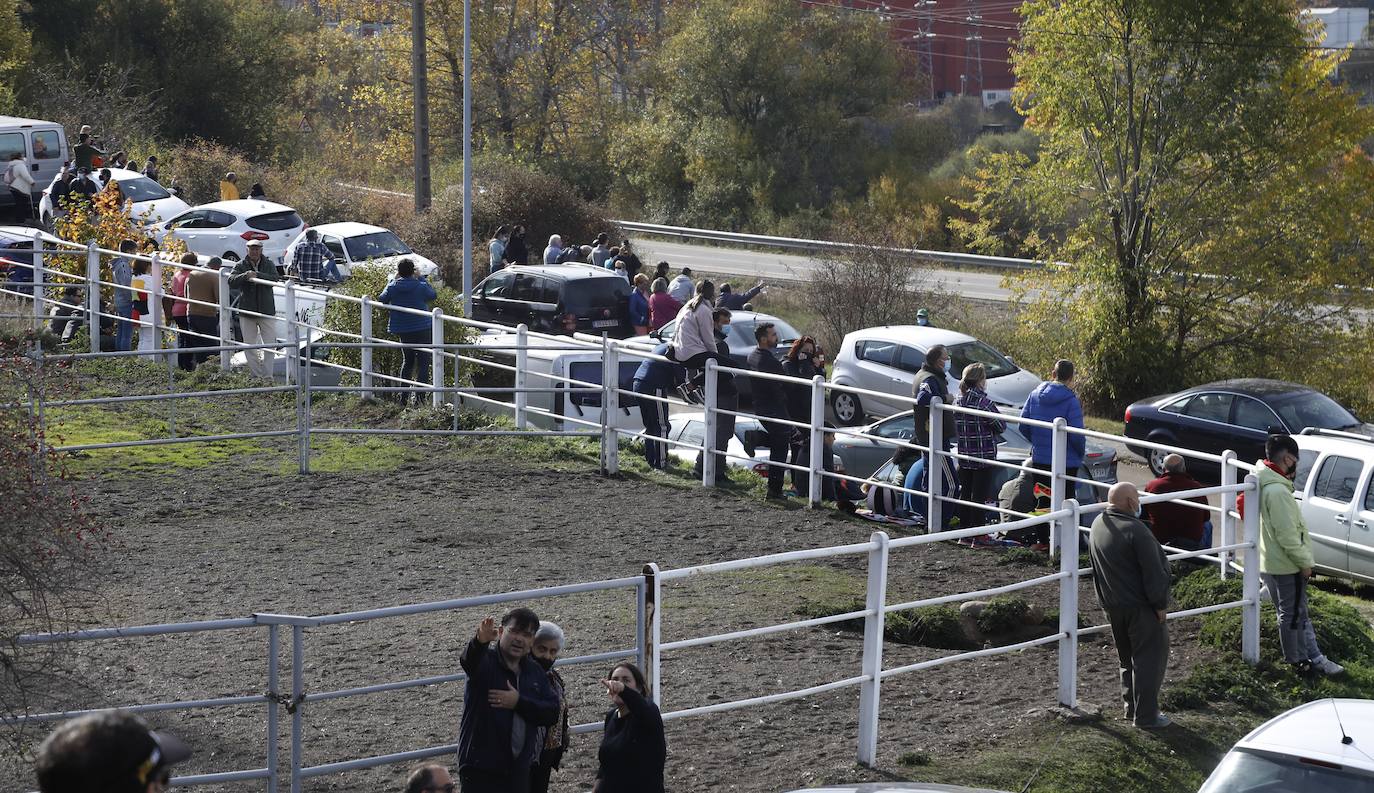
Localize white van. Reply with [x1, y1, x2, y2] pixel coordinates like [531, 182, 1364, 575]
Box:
[468, 331, 646, 434]
[0, 117, 69, 209]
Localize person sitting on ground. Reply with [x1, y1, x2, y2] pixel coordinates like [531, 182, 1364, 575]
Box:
[219, 172, 240, 201]
[48, 285, 85, 339]
[716, 281, 764, 310]
[667, 266, 694, 303]
[530, 622, 571, 793]
[36, 710, 193, 793]
[595, 662, 666, 793]
[647, 277, 680, 332]
[1142, 453, 1212, 551]
[1089, 482, 1173, 729]
[404, 763, 454, 793]
[543, 234, 564, 264]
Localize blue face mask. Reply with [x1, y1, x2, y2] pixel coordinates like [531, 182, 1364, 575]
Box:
[944, 358, 952, 374]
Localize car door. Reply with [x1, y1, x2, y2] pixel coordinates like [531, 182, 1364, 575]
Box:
[321, 235, 349, 275]
[1299, 453, 1364, 575]
[164, 210, 211, 254]
[511, 273, 545, 327]
[473, 270, 515, 324]
[1352, 470, 1374, 582]
[1231, 396, 1283, 462]
[203, 210, 239, 257]
[1173, 392, 1236, 457]
[852, 339, 904, 415]
[28, 129, 62, 182]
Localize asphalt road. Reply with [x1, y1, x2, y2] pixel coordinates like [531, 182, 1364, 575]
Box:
[634, 238, 1021, 302]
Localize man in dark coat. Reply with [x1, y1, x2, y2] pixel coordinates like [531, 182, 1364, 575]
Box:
[747, 322, 791, 499]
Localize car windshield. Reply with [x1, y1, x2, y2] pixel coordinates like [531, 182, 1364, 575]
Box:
[1198, 750, 1365, 793]
[947, 340, 1018, 379]
[1270, 391, 1361, 431]
[344, 230, 411, 260]
[563, 278, 629, 314]
[109, 176, 170, 202]
[724, 317, 801, 349]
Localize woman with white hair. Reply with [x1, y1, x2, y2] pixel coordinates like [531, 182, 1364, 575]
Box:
[543, 234, 564, 264]
[530, 622, 570, 793]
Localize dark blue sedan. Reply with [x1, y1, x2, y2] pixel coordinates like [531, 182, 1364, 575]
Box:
[1123, 379, 1369, 479]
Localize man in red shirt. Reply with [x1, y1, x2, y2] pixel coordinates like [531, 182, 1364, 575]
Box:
[1142, 454, 1212, 551]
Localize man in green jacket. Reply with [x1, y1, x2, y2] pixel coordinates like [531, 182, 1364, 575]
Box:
[1257, 434, 1343, 676]
[1089, 482, 1173, 728]
[227, 240, 280, 379]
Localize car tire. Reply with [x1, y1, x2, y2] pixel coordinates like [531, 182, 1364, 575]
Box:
[832, 391, 863, 426]
[1146, 441, 1172, 477]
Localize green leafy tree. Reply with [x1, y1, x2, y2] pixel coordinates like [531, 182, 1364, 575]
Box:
[0, 0, 29, 114]
[954, 0, 1374, 410]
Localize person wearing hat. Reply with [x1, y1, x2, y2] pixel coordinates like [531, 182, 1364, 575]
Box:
[36, 709, 192, 792]
[72, 126, 105, 170]
[916, 308, 933, 327]
[227, 239, 280, 379]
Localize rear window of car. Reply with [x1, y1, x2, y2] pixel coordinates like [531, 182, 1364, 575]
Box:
[247, 211, 304, 231]
[1198, 749, 1368, 793]
[561, 278, 629, 314]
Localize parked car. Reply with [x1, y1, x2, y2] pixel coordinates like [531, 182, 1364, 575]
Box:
[831, 409, 1118, 484]
[667, 411, 842, 477]
[39, 167, 189, 228]
[1288, 429, 1374, 585]
[281, 221, 438, 279]
[149, 200, 305, 267]
[1197, 698, 1374, 791]
[228, 338, 342, 386]
[0, 115, 68, 213]
[627, 309, 802, 399]
[1123, 379, 1370, 478]
[828, 326, 1040, 425]
[471, 263, 632, 337]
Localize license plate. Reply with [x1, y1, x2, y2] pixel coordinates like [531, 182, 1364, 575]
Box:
[592, 319, 619, 328]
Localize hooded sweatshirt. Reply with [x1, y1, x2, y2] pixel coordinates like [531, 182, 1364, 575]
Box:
[1019, 381, 1086, 468]
[1256, 459, 1314, 575]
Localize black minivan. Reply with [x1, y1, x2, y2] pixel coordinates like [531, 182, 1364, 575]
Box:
[472, 264, 632, 337]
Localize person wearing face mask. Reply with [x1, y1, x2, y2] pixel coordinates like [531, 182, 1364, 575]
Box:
[911, 345, 958, 526]
[1255, 434, 1344, 676]
[1088, 482, 1173, 729]
[593, 662, 665, 793]
[782, 336, 825, 497]
[529, 623, 570, 793]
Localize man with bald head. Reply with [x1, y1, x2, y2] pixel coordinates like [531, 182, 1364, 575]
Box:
[1142, 454, 1211, 551]
[1089, 482, 1173, 728]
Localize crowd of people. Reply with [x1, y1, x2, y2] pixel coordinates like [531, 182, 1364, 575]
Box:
[29, 609, 665, 793]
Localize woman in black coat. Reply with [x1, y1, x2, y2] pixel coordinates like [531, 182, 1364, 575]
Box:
[593, 662, 665, 793]
[781, 335, 825, 496]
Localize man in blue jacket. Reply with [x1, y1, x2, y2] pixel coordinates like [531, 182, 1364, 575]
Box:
[378, 259, 437, 404]
[1019, 359, 1086, 548]
[458, 609, 560, 793]
[633, 342, 684, 470]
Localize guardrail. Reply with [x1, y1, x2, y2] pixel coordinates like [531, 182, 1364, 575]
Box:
[3, 233, 1265, 788]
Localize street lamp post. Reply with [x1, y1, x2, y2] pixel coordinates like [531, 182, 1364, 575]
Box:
[462, 0, 474, 316]
[411, 0, 432, 212]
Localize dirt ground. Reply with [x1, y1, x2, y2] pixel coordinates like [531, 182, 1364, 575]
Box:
[1, 434, 1226, 793]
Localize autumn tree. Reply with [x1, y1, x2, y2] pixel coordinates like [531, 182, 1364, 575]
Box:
[954, 0, 1374, 410]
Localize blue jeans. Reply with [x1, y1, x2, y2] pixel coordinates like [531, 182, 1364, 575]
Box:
[114, 304, 133, 351]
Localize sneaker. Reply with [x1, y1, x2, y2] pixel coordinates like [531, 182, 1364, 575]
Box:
[1313, 657, 1345, 676]
[1123, 705, 1134, 722]
[676, 382, 703, 405]
[1136, 714, 1171, 729]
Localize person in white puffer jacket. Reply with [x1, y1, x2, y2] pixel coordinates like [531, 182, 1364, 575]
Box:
[668, 280, 726, 403]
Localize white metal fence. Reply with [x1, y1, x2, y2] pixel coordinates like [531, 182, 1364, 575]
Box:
[2, 234, 1264, 790]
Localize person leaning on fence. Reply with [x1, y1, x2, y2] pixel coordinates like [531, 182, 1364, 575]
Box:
[912, 345, 958, 528]
[1254, 434, 1344, 676]
[781, 336, 824, 498]
[954, 363, 1007, 538]
[594, 662, 666, 793]
[228, 240, 280, 379]
[693, 308, 739, 484]
[748, 321, 792, 500]
[633, 342, 685, 471]
[1142, 453, 1212, 551]
[170, 253, 196, 371]
[184, 256, 223, 367]
[457, 610, 559, 793]
[36, 710, 193, 793]
[667, 280, 723, 402]
[1088, 482, 1173, 729]
[378, 258, 438, 405]
[406, 763, 456, 793]
[1018, 359, 1086, 548]
[529, 622, 571, 793]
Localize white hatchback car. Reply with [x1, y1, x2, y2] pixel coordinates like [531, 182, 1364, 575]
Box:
[828, 326, 1041, 425]
[150, 200, 305, 268]
[1291, 429, 1374, 584]
[39, 167, 189, 227]
[281, 222, 438, 279]
[1198, 698, 1374, 791]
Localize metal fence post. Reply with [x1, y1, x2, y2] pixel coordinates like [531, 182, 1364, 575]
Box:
[85, 241, 100, 354]
[602, 338, 620, 475]
[702, 359, 718, 487]
[218, 267, 232, 371]
[31, 230, 45, 339]
[635, 579, 647, 674]
[514, 323, 528, 429]
[283, 284, 298, 386]
[641, 563, 662, 705]
[360, 296, 374, 400]
[298, 337, 311, 475]
[807, 375, 825, 508]
[1049, 417, 1068, 557]
[290, 625, 305, 793]
[267, 624, 280, 793]
[927, 396, 943, 533]
[431, 308, 444, 408]
[1057, 498, 1081, 707]
[149, 252, 163, 354]
[857, 530, 890, 766]
[1241, 474, 1261, 664]
[1219, 450, 1237, 579]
